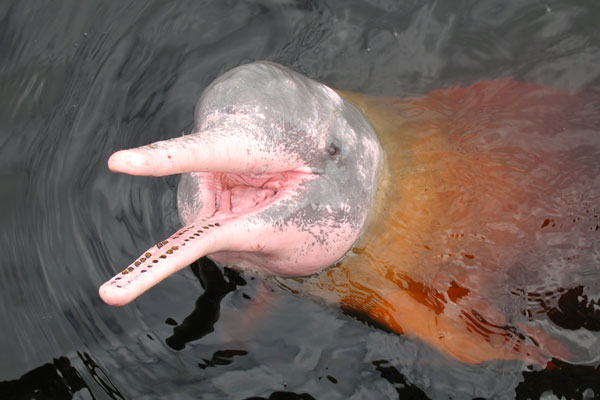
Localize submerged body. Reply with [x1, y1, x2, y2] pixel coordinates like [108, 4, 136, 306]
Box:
[100, 62, 599, 366]
[288, 82, 599, 364]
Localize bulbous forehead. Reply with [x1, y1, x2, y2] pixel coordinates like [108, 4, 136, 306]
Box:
[194, 62, 343, 133]
[192, 62, 381, 177]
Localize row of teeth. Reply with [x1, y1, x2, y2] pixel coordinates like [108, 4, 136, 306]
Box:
[110, 222, 221, 286]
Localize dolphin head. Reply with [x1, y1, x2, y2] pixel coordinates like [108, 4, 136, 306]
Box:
[100, 62, 382, 305]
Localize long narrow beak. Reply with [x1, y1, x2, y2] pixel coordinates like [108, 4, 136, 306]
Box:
[99, 216, 267, 306]
[108, 123, 306, 177]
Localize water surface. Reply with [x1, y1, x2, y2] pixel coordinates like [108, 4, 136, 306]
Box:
[1, 1, 600, 399]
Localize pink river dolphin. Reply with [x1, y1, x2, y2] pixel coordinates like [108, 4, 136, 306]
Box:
[100, 61, 597, 366]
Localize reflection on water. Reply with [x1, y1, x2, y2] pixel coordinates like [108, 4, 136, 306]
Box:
[1, 0, 600, 399]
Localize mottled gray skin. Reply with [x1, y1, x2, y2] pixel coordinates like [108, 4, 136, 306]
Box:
[178, 62, 382, 257]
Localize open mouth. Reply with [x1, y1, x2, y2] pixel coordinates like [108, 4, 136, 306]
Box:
[101, 127, 322, 306]
[99, 169, 315, 306]
[193, 171, 314, 221]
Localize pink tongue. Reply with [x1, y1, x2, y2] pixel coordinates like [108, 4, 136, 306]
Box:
[229, 187, 275, 213]
[99, 217, 226, 306]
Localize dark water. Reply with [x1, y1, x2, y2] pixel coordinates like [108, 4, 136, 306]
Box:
[1, 1, 599, 399]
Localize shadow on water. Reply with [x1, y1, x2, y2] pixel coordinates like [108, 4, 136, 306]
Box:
[2, 260, 600, 399]
[165, 258, 247, 351]
[0, 357, 93, 400]
[546, 286, 600, 332]
[0, 259, 307, 399]
[0, 352, 125, 400]
[245, 391, 316, 400]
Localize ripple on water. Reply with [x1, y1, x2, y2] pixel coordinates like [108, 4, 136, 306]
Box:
[1, 0, 600, 399]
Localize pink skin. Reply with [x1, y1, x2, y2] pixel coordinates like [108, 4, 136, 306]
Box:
[99, 62, 381, 306]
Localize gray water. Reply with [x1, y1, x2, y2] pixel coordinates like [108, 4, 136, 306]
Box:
[1, 1, 600, 399]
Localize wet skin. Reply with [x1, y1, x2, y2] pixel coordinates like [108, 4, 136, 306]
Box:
[101, 62, 599, 365]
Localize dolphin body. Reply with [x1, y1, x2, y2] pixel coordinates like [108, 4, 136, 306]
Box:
[101, 62, 594, 366]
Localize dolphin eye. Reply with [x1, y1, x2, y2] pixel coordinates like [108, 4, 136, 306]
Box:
[327, 144, 339, 156]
